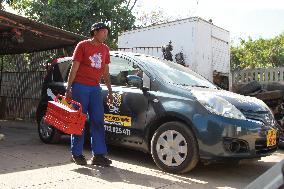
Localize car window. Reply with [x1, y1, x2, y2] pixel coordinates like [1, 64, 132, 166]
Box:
[108, 56, 144, 88]
[52, 60, 71, 82]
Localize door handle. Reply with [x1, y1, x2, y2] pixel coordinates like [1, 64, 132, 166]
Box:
[153, 99, 159, 103]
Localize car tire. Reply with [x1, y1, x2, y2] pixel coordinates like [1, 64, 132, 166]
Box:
[37, 108, 61, 144]
[266, 82, 284, 91]
[278, 138, 284, 149]
[151, 121, 199, 174]
[238, 81, 262, 95]
[279, 143, 284, 149]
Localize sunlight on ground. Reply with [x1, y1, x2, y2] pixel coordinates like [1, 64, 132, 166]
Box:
[110, 160, 208, 185]
[258, 152, 284, 163]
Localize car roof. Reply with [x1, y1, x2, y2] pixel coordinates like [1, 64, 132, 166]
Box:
[56, 57, 73, 63]
[54, 51, 159, 79]
[55, 51, 158, 64]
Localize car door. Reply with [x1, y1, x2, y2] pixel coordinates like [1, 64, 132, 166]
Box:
[101, 54, 150, 145]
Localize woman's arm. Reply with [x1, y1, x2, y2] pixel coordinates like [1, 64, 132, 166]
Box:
[65, 61, 80, 98]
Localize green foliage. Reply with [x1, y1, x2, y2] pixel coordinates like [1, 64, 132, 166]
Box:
[8, 0, 137, 49]
[135, 7, 173, 27]
[0, 48, 69, 72]
[231, 34, 284, 70]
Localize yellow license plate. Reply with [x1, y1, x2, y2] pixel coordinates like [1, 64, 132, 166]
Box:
[267, 129, 277, 147]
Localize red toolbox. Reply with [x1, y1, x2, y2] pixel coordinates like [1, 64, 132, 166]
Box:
[44, 95, 86, 135]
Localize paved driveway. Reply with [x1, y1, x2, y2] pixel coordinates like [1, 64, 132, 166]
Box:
[0, 120, 283, 189]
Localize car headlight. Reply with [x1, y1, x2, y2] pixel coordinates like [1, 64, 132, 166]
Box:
[192, 91, 246, 120]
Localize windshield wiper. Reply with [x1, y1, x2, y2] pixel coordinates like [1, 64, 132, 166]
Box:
[171, 83, 191, 87]
[171, 83, 212, 88]
[190, 85, 210, 88]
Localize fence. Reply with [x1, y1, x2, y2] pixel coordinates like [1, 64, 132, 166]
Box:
[231, 67, 284, 85]
[0, 48, 69, 120]
[0, 71, 46, 119]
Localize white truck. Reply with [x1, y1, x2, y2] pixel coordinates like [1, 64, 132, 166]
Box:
[118, 17, 230, 86]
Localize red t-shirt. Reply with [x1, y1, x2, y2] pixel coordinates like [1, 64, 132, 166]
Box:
[72, 40, 110, 86]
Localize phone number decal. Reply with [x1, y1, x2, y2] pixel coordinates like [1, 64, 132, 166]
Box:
[104, 125, 131, 136]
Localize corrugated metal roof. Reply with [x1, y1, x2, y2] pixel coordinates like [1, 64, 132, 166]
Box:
[0, 10, 87, 55]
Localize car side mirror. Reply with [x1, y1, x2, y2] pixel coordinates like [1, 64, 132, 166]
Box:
[142, 86, 149, 93]
[126, 75, 143, 89]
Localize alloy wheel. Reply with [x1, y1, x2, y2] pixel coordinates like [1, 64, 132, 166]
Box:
[156, 130, 188, 167]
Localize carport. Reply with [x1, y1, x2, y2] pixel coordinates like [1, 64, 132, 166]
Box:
[0, 10, 86, 119]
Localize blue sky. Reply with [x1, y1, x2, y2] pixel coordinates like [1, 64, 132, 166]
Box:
[135, 0, 284, 43]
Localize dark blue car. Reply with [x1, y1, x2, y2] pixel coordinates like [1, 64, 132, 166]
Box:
[36, 51, 279, 174]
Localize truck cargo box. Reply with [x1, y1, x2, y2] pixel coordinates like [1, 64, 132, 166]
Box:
[118, 17, 230, 82]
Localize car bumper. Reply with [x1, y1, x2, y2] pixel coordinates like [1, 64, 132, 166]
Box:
[192, 113, 279, 160]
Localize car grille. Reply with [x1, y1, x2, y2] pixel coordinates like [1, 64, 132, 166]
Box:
[241, 110, 276, 126]
[241, 110, 279, 154]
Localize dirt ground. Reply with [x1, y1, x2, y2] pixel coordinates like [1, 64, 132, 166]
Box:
[0, 120, 284, 189]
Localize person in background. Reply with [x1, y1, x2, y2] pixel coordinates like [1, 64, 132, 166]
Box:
[66, 22, 113, 167]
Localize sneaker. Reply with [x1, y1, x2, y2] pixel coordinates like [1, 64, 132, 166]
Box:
[71, 155, 87, 165]
[91, 155, 112, 166]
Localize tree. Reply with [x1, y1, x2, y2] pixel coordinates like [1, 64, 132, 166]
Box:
[231, 34, 284, 70]
[135, 7, 174, 27]
[7, 0, 138, 49]
[162, 41, 173, 61]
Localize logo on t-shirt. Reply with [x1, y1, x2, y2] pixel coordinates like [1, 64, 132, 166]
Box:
[89, 53, 102, 69]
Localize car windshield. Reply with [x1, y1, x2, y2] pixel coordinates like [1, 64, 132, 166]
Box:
[138, 56, 217, 89]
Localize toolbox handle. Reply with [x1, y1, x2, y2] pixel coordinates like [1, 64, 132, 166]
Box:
[54, 95, 83, 113]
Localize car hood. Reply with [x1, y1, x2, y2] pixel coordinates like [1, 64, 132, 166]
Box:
[190, 88, 270, 112]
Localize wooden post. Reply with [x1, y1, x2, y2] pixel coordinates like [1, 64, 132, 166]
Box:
[280, 68, 284, 82]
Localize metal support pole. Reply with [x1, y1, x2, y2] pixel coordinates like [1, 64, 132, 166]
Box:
[0, 56, 5, 119]
[0, 56, 3, 95]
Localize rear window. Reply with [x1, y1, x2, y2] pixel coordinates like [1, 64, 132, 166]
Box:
[52, 60, 72, 82]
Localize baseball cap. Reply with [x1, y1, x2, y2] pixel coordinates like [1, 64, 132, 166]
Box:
[90, 22, 110, 32]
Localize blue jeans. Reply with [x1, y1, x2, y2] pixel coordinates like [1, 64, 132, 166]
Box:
[71, 83, 107, 156]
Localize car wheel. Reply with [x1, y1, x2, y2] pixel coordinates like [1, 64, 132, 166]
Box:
[37, 110, 61, 144]
[151, 121, 199, 174]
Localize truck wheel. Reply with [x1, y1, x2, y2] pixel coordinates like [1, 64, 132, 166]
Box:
[37, 109, 61, 144]
[151, 121, 199, 174]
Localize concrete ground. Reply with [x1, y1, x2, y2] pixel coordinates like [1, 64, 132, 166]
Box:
[0, 134, 4, 141]
[0, 120, 284, 189]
